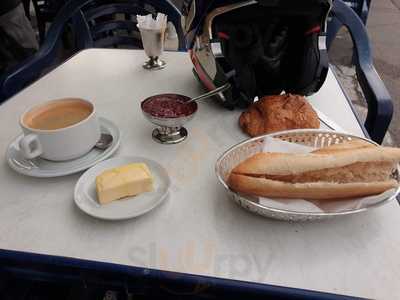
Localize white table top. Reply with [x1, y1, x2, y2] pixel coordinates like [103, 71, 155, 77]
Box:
[0, 49, 399, 299]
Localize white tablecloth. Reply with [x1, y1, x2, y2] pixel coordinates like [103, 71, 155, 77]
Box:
[0, 49, 398, 299]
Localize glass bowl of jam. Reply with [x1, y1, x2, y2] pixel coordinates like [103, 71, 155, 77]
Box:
[141, 94, 198, 144]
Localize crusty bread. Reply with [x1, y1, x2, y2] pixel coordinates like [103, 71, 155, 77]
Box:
[228, 141, 400, 199]
[239, 94, 320, 137]
[232, 147, 400, 176]
[228, 174, 397, 199]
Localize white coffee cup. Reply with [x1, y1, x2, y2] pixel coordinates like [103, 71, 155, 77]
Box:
[19, 98, 101, 161]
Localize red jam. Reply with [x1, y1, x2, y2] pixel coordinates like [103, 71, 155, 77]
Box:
[142, 94, 197, 118]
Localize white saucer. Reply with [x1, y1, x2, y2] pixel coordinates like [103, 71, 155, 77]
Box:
[74, 156, 170, 220]
[6, 117, 121, 178]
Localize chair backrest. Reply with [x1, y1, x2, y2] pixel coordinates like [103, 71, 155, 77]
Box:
[73, 0, 184, 50]
[326, 0, 371, 50]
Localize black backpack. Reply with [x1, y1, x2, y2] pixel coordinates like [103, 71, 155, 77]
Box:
[184, 0, 330, 109]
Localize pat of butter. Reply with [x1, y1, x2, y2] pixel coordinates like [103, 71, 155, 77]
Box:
[96, 163, 153, 204]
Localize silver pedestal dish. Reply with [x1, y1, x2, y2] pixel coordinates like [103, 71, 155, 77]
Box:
[141, 94, 197, 144]
[215, 129, 400, 221]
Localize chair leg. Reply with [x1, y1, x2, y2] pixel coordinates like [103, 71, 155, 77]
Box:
[37, 21, 46, 44]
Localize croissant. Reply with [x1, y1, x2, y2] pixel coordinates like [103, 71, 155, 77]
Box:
[239, 94, 320, 137]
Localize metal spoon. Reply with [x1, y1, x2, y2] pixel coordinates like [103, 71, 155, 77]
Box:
[95, 133, 113, 150]
[186, 83, 231, 104]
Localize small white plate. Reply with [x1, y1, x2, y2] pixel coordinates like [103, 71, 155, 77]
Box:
[6, 117, 120, 177]
[74, 156, 170, 220]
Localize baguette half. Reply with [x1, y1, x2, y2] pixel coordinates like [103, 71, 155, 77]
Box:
[228, 174, 397, 199]
[228, 141, 400, 199]
[232, 147, 400, 176]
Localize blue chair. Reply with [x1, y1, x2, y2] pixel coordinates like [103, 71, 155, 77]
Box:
[327, 0, 371, 51]
[327, 0, 392, 144]
[0, 0, 184, 102]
